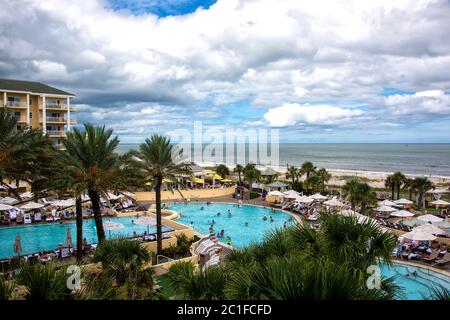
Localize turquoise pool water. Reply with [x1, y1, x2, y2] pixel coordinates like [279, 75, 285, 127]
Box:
[168, 202, 294, 248]
[0, 216, 172, 259]
[380, 262, 450, 300]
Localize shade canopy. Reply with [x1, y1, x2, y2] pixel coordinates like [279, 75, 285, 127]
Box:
[413, 224, 445, 235]
[390, 210, 415, 218]
[395, 198, 413, 205]
[375, 205, 397, 213]
[283, 190, 299, 197]
[267, 190, 284, 196]
[311, 193, 327, 200]
[417, 214, 443, 223]
[402, 229, 436, 241]
[0, 197, 17, 205]
[191, 177, 204, 184]
[323, 198, 346, 207]
[0, 203, 15, 211]
[206, 173, 223, 180]
[20, 202, 45, 210]
[296, 196, 314, 204]
[267, 181, 288, 188]
[20, 192, 33, 199]
[430, 199, 450, 206]
[221, 179, 233, 183]
[378, 200, 397, 207]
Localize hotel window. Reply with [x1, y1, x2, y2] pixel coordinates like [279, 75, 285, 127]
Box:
[29, 112, 32, 119]
[14, 111, 21, 118]
[7, 96, 20, 106]
[29, 98, 33, 105]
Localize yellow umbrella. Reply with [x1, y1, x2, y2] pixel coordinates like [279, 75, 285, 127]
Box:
[221, 179, 233, 183]
[206, 173, 223, 180]
[145, 182, 152, 186]
[191, 178, 204, 184]
[163, 178, 174, 183]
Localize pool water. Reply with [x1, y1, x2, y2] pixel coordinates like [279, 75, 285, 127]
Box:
[380, 262, 450, 300]
[168, 202, 294, 248]
[0, 216, 172, 259]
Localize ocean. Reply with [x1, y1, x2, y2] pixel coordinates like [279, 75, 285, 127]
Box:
[117, 143, 450, 177]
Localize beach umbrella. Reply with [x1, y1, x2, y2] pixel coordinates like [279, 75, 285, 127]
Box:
[311, 193, 327, 200]
[20, 201, 45, 210]
[221, 179, 233, 183]
[426, 188, 450, 194]
[395, 198, 413, 205]
[106, 192, 121, 201]
[413, 224, 445, 235]
[323, 198, 346, 207]
[267, 191, 284, 196]
[0, 203, 14, 211]
[297, 196, 314, 204]
[402, 229, 436, 241]
[417, 214, 443, 223]
[283, 194, 298, 199]
[374, 205, 397, 213]
[133, 216, 156, 234]
[122, 191, 136, 199]
[20, 191, 33, 199]
[338, 210, 381, 226]
[390, 210, 415, 218]
[13, 234, 22, 256]
[103, 221, 125, 239]
[378, 200, 397, 207]
[66, 228, 73, 247]
[0, 197, 17, 205]
[267, 181, 288, 188]
[283, 190, 299, 197]
[430, 199, 450, 207]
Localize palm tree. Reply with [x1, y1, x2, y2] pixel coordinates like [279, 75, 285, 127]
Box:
[304, 175, 321, 194]
[243, 163, 261, 192]
[215, 164, 230, 179]
[413, 177, 433, 208]
[61, 124, 120, 243]
[233, 164, 243, 185]
[286, 165, 299, 186]
[139, 135, 192, 254]
[385, 175, 395, 200]
[342, 179, 376, 214]
[317, 168, 331, 192]
[392, 172, 406, 200]
[403, 178, 416, 201]
[300, 161, 316, 179]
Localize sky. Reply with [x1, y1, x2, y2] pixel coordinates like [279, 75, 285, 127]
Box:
[0, 0, 450, 143]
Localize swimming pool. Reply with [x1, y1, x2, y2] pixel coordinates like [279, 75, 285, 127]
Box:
[380, 262, 450, 300]
[0, 216, 172, 259]
[168, 202, 294, 248]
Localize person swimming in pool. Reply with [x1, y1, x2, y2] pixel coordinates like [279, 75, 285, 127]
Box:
[228, 211, 232, 217]
[212, 219, 216, 224]
[200, 207, 204, 210]
[209, 225, 214, 234]
[270, 216, 274, 222]
[226, 236, 232, 245]
[263, 215, 267, 221]
[220, 229, 225, 237]
[245, 222, 248, 227]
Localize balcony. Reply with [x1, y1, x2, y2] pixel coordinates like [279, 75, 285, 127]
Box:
[15, 116, 28, 123]
[46, 130, 66, 138]
[39, 104, 76, 112]
[40, 117, 77, 124]
[3, 101, 28, 109]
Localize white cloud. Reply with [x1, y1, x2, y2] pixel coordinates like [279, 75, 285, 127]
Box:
[263, 103, 365, 127]
[384, 90, 450, 115]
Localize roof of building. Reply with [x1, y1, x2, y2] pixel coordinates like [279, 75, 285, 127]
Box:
[0, 79, 74, 96]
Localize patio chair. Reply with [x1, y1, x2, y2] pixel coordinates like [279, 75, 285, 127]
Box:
[23, 213, 32, 224]
[60, 248, 71, 259]
[34, 212, 42, 222]
[433, 252, 450, 267]
[423, 250, 439, 263]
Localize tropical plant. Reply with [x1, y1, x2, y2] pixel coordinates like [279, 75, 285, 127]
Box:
[16, 263, 72, 300]
[342, 179, 377, 214]
[413, 177, 434, 208]
[233, 164, 243, 185]
[317, 168, 332, 192]
[385, 175, 395, 201]
[286, 165, 299, 186]
[300, 161, 316, 179]
[0, 276, 14, 300]
[403, 178, 416, 201]
[215, 164, 230, 179]
[426, 286, 450, 300]
[303, 175, 321, 194]
[385, 172, 406, 200]
[243, 163, 261, 192]
[138, 135, 192, 254]
[60, 124, 120, 242]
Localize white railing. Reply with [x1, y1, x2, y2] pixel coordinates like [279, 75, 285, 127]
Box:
[47, 130, 66, 137]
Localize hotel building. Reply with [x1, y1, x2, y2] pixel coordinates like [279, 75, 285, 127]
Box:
[0, 79, 75, 148]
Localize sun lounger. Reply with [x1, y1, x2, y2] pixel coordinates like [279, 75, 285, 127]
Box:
[45, 215, 54, 222]
[434, 252, 450, 266]
[423, 250, 439, 263]
[60, 248, 70, 259]
[23, 213, 32, 224]
[203, 254, 220, 270]
[195, 239, 216, 255]
[34, 212, 42, 222]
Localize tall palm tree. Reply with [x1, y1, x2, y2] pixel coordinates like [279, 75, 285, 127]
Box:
[243, 163, 261, 192]
[286, 165, 299, 186]
[403, 178, 415, 201]
[233, 164, 243, 185]
[385, 175, 395, 200]
[61, 124, 120, 243]
[392, 172, 406, 200]
[300, 161, 316, 179]
[215, 164, 229, 179]
[304, 175, 321, 194]
[139, 135, 192, 254]
[342, 179, 376, 214]
[317, 168, 331, 192]
[413, 177, 433, 208]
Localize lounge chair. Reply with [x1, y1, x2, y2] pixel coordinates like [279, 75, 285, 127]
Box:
[434, 252, 450, 267]
[34, 212, 42, 222]
[203, 254, 220, 270]
[45, 215, 54, 222]
[423, 250, 439, 263]
[195, 239, 216, 255]
[23, 213, 32, 224]
[60, 248, 71, 259]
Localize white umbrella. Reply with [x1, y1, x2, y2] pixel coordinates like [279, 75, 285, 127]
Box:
[378, 200, 397, 207]
[103, 221, 124, 238]
[296, 196, 314, 204]
[107, 192, 121, 201]
[0, 197, 17, 205]
[267, 191, 284, 196]
[323, 198, 346, 207]
[395, 198, 413, 205]
[338, 210, 381, 226]
[390, 210, 415, 218]
[374, 205, 396, 213]
[430, 199, 450, 206]
[20, 191, 33, 199]
[402, 229, 436, 241]
[133, 216, 156, 234]
[413, 224, 445, 235]
[426, 188, 450, 194]
[122, 191, 136, 199]
[283, 190, 299, 197]
[20, 202, 45, 210]
[311, 193, 327, 200]
[81, 194, 90, 202]
[417, 214, 443, 223]
[0, 203, 14, 211]
[13, 234, 22, 256]
[66, 228, 73, 247]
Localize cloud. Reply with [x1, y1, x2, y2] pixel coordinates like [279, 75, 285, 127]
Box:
[384, 90, 450, 115]
[263, 103, 365, 127]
